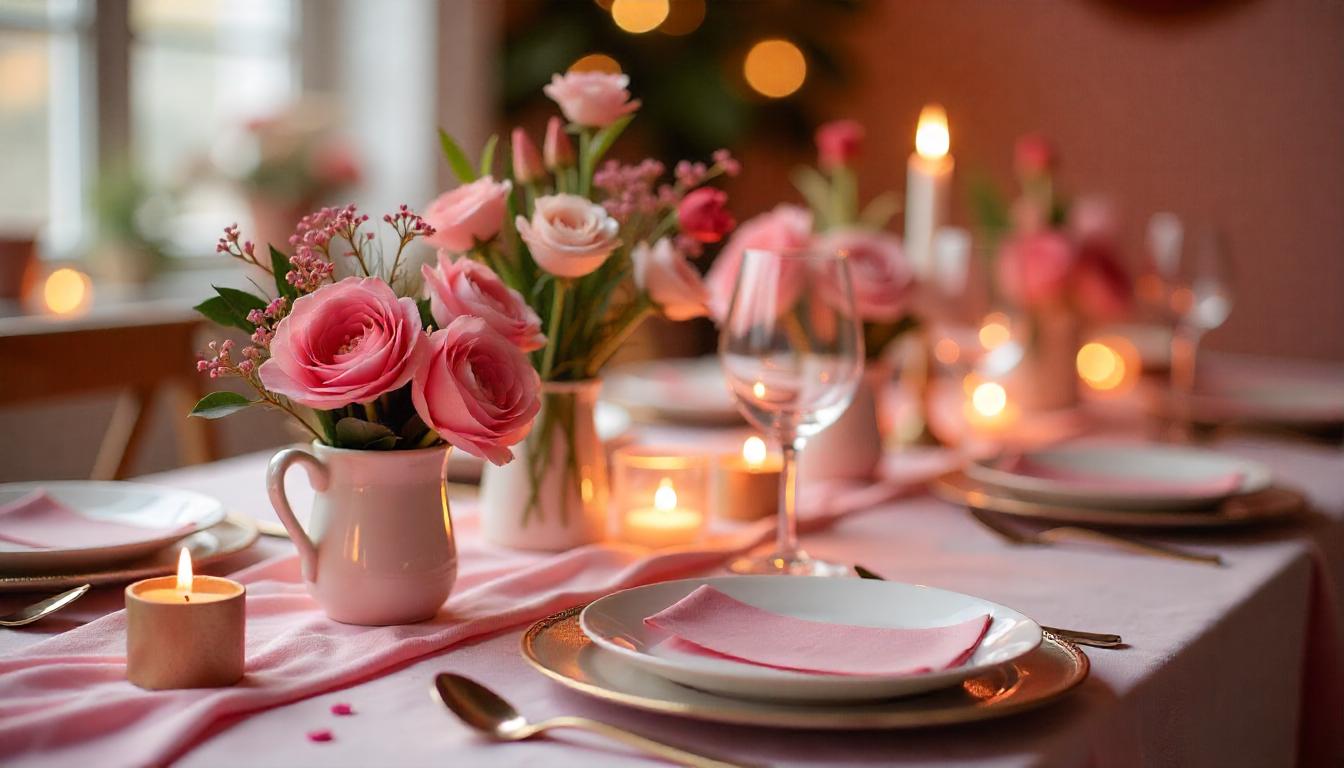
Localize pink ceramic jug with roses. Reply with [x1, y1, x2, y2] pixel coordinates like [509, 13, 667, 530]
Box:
[267, 444, 457, 626]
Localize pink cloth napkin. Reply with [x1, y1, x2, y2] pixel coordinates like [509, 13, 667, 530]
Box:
[1001, 456, 1244, 498]
[0, 490, 193, 550]
[0, 455, 952, 767]
[644, 585, 990, 676]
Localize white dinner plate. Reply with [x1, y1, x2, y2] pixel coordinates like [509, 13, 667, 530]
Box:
[0, 481, 227, 573]
[579, 576, 1041, 703]
[604, 357, 741, 425]
[965, 445, 1272, 511]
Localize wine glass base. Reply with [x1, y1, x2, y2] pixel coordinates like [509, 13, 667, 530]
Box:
[728, 549, 853, 577]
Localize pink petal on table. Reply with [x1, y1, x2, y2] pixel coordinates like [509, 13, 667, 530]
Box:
[306, 729, 333, 743]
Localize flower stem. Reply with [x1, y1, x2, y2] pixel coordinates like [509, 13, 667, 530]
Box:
[586, 300, 656, 377]
[540, 279, 568, 379]
[414, 429, 441, 449]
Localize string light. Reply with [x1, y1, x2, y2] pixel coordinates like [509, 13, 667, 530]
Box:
[744, 39, 806, 98]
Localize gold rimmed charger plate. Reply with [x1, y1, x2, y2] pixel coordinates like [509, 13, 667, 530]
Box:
[933, 471, 1305, 529]
[0, 515, 259, 592]
[521, 607, 1089, 729]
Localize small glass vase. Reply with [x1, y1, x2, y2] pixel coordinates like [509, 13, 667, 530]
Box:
[479, 380, 609, 551]
[799, 361, 890, 483]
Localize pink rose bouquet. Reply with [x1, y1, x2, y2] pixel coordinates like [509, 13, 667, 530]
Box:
[191, 204, 540, 461]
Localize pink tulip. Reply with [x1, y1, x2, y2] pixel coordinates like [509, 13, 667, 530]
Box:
[423, 177, 512, 253]
[996, 231, 1075, 309]
[704, 204, 813, 321]
[412, 317, 541, 466]
[511, 127, 544, 184]
[259, 277, 427, 410]
[542, 72, 641, 128]
[677, 188, 735, 244]
[543, 116, 574, 170]
[815, 120, 864, 170]
[1014, 134, 1056, 178]
[516, 194, 621, 278]
[422, 255, 546, 351]
[817, 228, 913, 323]
[633, 239, 710, 322]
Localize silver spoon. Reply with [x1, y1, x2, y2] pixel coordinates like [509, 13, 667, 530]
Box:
[0, 584, 91, 627]
[853, 565, 1125, 649]
[432, 673, 755, 768]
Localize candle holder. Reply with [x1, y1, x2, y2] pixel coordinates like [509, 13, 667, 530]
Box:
[612, 447, 708, 548]
[715, 437, 781, 522]
[125, 573, 245, 690]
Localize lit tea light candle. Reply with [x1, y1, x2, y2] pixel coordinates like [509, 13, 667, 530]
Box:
[125, 547, 245, 690]
[621, 477, 705, 548]
[715, 436, 782, 522]
[905, 104, 954, 279]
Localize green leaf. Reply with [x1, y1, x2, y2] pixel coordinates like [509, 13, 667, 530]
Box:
[194, 296, 249, 331]
[269, 246, 298, 300]
[333, 417, 399, 450]
[791, 166, 833, 228]
[479, 133, 498, 177]
[189, 391, 255, 419]
[417, 297, 435, 330]
[580, 114, 634, 182]
[859, 191, 902, 230]
[438, 128, 477, 183]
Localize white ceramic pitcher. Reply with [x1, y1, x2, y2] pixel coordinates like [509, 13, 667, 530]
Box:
[267, 443, 457, 626]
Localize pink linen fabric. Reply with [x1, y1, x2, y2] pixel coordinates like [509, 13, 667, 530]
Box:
[644, 585, 990, 676]
[0, 465, 935, 767]
[0, 490, 192, 549]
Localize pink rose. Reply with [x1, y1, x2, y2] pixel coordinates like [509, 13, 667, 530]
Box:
[705, 204, 813, 320]
[259, 277, 427, 410]
[997, 232, 1075, 308]
[516, 193, 621, 278]
[677, 188, 735, 244]
[1071, 243, 1133, 322]
[543, 116, 574, 170]
[633, 239, 709, 322]
[421, 255, 546, 351]
[817, 228, 913, 323]
[511, 127, 544, 184]
[542, 72, 641, 127]
[816, 119, 864, 170]
[1014, 134, 1056, 178]
[423, 177, 512, 253]
[412, 317, 541, 466]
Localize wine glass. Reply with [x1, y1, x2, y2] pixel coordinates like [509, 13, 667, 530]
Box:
[719, 247, 864, 576]
[1145, 215, 1235, 438]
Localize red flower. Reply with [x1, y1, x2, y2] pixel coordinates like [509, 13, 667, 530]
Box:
[1072, 242, 1133, 322]
[677, 188, 735, 245]
[816, 119, 864, 170]
[1013, 134, 1056, 178]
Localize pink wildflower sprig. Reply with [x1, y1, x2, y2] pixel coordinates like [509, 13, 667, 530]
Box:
[216, 224, 268, 273]
[594, 158, 665, 223]
[381, 204, 436, 286]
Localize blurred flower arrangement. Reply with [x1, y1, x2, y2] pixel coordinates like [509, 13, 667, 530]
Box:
[190, 206, 542, 464]
[705, 119, 915, 361]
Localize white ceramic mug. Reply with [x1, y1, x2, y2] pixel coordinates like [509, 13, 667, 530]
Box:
[267, 443, 457, 626]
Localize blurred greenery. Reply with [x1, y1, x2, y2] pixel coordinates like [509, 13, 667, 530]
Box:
[501, 0, 866, 159]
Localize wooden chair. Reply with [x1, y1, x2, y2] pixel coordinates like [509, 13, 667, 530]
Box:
[0, 302, 217, 479]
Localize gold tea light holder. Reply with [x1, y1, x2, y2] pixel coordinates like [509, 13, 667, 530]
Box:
[714, 436, 781, 522]
[612, 447, 709, 548]
[125, 548, 245, 690]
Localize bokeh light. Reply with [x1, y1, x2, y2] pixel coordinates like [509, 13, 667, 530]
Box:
[42, 268, 92, 315]
[611, 0, 669, 34]
[569, 53, 622, 74]
[1077, 336, 1140, 393]
[978, 312, 1012, 350]
[971, 381, 1008, 418]
[659, 0, 706, 35]
[934, 337, 961, 366]
[743, 39, 806, 98]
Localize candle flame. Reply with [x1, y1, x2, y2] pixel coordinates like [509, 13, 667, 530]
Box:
[752, 381, 766, 399]
[175, 547, 193, 592]
[654, 477, 677, 512]
[971, 381, 1007, 418]
[915, 104, 950, 159]
[742, 436, 767, 467]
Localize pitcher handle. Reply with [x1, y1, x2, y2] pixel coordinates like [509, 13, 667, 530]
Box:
[267, 447, 328, 581]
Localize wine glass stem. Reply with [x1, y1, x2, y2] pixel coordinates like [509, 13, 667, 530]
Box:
[776, 434, 804, 557]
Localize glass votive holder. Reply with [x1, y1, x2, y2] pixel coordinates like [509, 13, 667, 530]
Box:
[612, 447, 709, 549]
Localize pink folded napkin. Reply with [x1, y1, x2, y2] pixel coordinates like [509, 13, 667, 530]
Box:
[1001, 456, 1243, 498]
[644, 585, 990, 676]
[0, 489, 193, 550]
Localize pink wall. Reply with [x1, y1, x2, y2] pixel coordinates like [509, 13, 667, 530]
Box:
[740, 0, 1344, 359]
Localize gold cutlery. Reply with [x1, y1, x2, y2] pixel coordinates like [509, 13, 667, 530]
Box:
[433, 673, 756, 768]
[853, 565, 1125, 649]
[968, 507, 1223, 567]
[0, 584, 91, 627]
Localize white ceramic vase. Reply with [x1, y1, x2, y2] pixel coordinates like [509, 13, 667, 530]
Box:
[479, 380, 609, 551]
[268, 443, 457, 626]
[799, 363, 890, 483]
